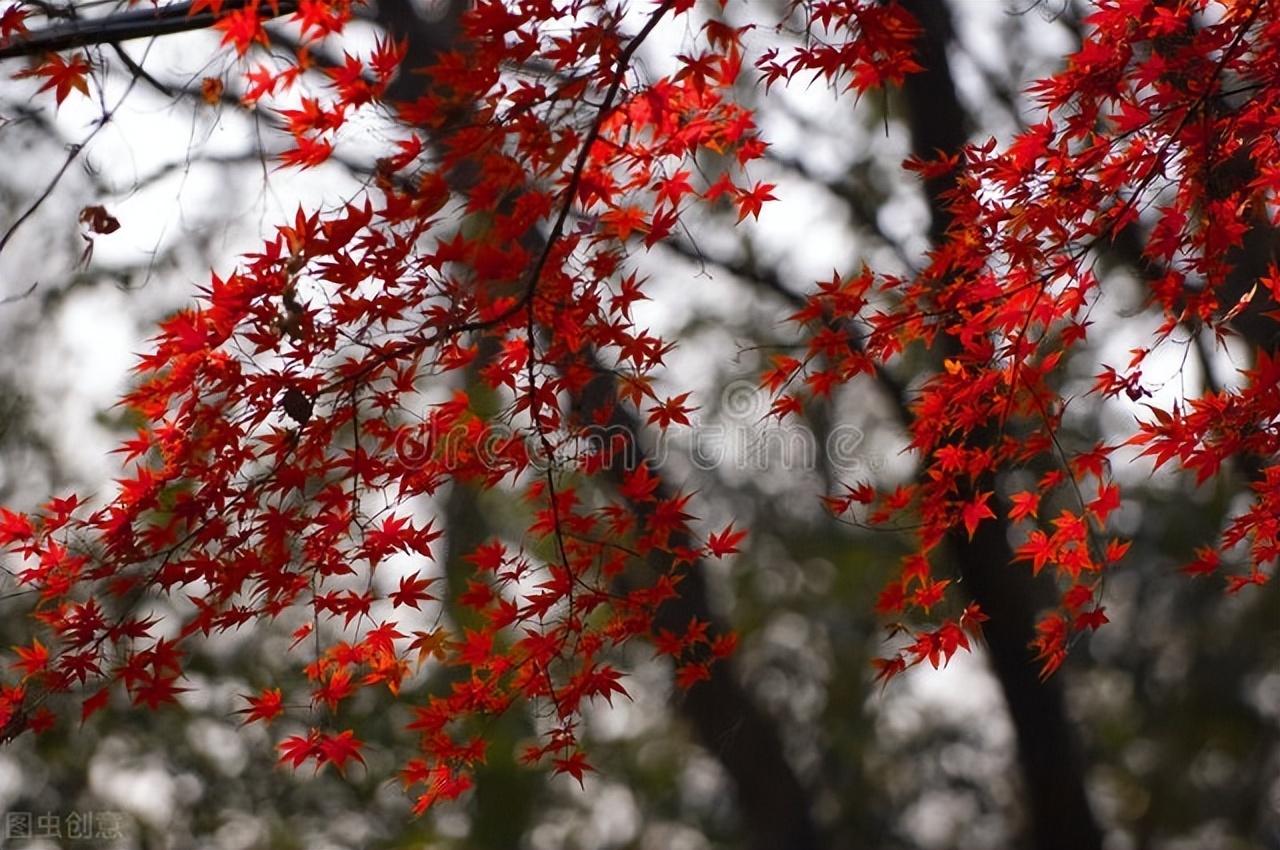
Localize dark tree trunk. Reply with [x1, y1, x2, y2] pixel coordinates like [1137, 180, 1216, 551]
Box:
[896, 3, 1104, 850]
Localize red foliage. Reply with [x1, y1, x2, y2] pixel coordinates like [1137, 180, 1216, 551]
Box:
[1, 0, 1278, 811]
[14, 50, 89, 105]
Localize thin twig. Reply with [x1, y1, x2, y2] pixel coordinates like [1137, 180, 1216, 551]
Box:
[0, 142, 82, 258]
[110, 42, 171, 97]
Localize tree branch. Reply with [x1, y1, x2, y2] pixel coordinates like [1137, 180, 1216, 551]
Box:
[0, 0, 298, 60]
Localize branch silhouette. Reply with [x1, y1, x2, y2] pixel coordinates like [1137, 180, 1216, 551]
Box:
[0, 0, 298, 60]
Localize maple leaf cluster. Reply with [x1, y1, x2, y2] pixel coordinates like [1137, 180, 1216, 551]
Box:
[778, 0, 1280, 680]
[1, 0, 1278, 812]
[0, 0, 836, 807]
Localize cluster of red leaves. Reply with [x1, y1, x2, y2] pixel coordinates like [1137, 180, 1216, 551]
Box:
[756, 0, 922, 92]
[779, 0, 1280, 680]
[4, 0, 1279, 810]
[0, 0, 914, 810]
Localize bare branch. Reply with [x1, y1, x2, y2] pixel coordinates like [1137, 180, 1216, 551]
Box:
[110, 42, 172, 97]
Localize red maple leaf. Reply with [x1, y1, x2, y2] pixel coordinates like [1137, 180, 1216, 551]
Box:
[214, 5, 268, 55]
[278, 732, 319, 769]
[552, 751, 593, 787]
[16, 52, 91, 106]
[675, 661, 710, 689]
[11, 639, 49, 678]
[236, 688, 285, 725]
[706, 524, 747, 558]
[646, 392, 697, 429]
[318, 729, 366, 774]
[279, 136, 333, 170]
[0, 509, 33, 545]
[1007, 491, 1039, 522]
[620, 463, 660, 503]
[0, 4, 29, 43]
[735, 181, 777, 221]
[960, 491, 996, 540]
[391, 573, 437, 610]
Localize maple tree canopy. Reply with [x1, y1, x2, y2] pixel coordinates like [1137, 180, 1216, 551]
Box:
[0, 0, 1277, 816]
